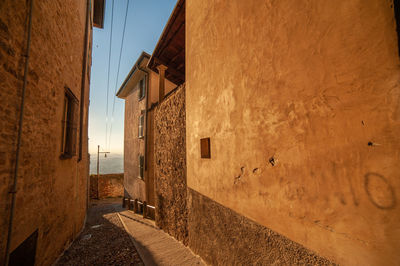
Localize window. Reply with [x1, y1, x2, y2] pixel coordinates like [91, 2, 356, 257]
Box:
[138, 112, 144, 138]
[9, 229, 38, 265]
[138, 155, 144, 179]
[138, 78, 145, 100]
[61, 88, 79, 158]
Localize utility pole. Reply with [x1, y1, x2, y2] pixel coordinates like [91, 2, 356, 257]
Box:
[96, 145, 110, 199]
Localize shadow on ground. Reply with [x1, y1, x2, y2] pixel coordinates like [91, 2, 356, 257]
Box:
[55, 199, 143, 266]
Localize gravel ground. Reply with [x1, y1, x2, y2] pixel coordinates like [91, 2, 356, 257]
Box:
[56, 199, 143, 266]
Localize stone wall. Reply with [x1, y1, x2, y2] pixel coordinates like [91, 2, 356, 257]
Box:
[154, 84, 188, 244]
[90, 174, 124, 199]
[0, 0, 91, 264]
[188, 188, 334, 265]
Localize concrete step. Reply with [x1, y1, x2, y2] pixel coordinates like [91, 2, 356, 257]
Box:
[117, 210, 205, 266]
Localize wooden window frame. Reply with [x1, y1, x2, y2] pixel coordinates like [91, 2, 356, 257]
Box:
[60, 87, 79, 159]
[138, 112, 144, 139]
[138, 78, 145, 101]
[138, 155, 144, 180]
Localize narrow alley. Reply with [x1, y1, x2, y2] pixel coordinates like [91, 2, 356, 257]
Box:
[56, 199, 142, 265]
[57, 198, 204, 266]
[1, 0, 400, 265]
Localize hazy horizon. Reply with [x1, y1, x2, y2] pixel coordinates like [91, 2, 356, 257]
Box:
[89, 152, 124, 175]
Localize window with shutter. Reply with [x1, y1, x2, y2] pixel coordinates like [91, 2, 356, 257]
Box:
[138, 155, 144, 179]
[138, 112, 144, 138]
[61, 88, 79, 159]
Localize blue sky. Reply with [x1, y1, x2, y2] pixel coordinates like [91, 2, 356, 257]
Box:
[89, 0, 177, 154]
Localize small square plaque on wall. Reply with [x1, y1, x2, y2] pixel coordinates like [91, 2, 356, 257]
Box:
[200, 138, 211, 158]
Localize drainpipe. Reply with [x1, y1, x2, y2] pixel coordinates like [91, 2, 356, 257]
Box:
[138, 66, 149, 171]
[4, 0, 34, 265]
[79, 0, 90, 162]
[80, 0, 90, 214]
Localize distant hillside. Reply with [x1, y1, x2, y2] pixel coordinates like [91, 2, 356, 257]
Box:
[90, 153, 123, 174]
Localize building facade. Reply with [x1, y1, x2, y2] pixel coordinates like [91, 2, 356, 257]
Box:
[117, 52, 176, 210]
[185, 0, 400, 265]
[119, 0, 400, 265]
[0, 0, 103, 264]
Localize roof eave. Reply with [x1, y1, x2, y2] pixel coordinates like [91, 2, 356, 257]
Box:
[116, 52, 151, 98]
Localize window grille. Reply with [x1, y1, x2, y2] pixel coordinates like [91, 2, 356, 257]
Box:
[61, 88, 79, 158]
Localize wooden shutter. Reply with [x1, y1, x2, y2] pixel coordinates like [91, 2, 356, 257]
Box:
[67, 97, 79, 156]
[61, 96, 68, 153]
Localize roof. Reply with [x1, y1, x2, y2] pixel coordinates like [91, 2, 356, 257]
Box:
[147, 0, 185, 85]
[116, 52, 150, 98]
[93, 0, 105, 28]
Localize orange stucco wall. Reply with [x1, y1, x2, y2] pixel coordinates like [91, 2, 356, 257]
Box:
[123, 69, 176, 204]
[148, 70, 177, 106]
[123, 79, 147, 201]
[186, 1, 400, 265]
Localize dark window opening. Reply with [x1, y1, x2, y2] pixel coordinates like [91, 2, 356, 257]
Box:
[9, 229, 38, 266]
[61, 88, 79, 159]
[138, 78, 145, 100]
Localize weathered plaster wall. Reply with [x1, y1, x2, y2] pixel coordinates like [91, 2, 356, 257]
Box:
[154, 84, 188, 244]
[186, 1, 400, 265]
[123, 82, 146, 201]
[0, 0, 90, 264]
[123, 70, 175, 205]
[90, 174, 124, 199]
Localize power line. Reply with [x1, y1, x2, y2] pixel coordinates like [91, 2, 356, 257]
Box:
[109, 0, 130, 151]
[105, 0, 115, 150]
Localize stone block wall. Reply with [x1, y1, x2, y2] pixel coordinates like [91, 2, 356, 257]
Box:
[154, 84, 188, 244]
[188, 188, 334, 265]
[90, 174, 124, 199]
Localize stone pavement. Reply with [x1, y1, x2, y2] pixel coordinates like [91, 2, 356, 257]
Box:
[117, 210, 205, 266]
[56, 199, 143, 265]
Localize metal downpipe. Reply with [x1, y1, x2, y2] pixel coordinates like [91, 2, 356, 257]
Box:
[138, 66, 150, 171]
[4, 0, 34, 264]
